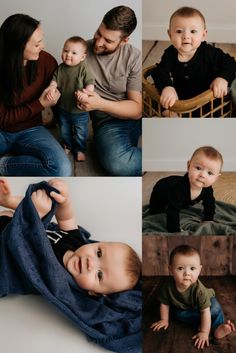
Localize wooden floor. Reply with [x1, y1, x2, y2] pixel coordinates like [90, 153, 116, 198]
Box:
[143, 276, 236, 353]
[142, 172, 236, 206]
[142, 41, 236, 68]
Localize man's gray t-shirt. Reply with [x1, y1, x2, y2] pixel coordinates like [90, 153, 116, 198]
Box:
[86, 40, 141, 102]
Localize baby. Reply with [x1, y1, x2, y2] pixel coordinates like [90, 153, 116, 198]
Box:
[0, 179, 141, 295]
[149, 146, 222, 232]
[151, 6, 236, 115]
[150, 245, 235, 349]
[47, 36, 95, 161]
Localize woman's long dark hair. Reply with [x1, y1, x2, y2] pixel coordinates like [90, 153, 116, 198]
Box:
[0, 14, 40, 106]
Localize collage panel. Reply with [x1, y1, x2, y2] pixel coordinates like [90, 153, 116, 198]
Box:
[0, 176, 142, 352]
[142, 1, 236, 118]
[142, 235, 236, 352]
[0, 0, 142, 177]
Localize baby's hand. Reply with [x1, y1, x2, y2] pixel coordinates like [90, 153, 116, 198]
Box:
[0, 179, 12, 208]
[75, 90, 89, 101]
[150, 319, 169, 331]
[210, 77, 228, 98]
[31, 189, 52, 219]
[160, 86, 179, 109]
[46, 87, 57, 101]
[48, 179, 69, 205]
[192, 331, 209, 349]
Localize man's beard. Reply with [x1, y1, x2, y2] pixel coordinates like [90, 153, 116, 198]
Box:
[92, 38, 122, 56]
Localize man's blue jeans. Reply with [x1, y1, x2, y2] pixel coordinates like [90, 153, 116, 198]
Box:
[172, 297, 224, 332]
[0, 126, 72, 176]
[92, 117, 142, 176]
[58, 108, 89, 153]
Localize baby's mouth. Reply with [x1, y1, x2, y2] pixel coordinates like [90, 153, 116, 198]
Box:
[78, 258, 82, 273]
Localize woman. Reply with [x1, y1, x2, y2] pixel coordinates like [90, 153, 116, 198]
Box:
[0, 14, 72, 176]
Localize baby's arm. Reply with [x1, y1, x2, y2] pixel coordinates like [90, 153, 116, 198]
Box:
[0, 179, 23, 210]
[49, 179, 77, 231]
[160, 86, 179, 109]
[150, 303, 169, 331]
[46, 80, 58, 101]
[210, 77, 228, 98]
[192, 307, 211, 349]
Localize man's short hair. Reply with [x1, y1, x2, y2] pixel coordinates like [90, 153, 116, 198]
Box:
[169, 6, 206, 29]
[169, 245, 200, 265]
[102, 5, 137, 38]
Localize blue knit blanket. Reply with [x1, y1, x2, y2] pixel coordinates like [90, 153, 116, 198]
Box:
[0, 182, 141, 353]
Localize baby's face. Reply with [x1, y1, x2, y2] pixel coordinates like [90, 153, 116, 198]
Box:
[170, 253, 202, 291]
[188, 152, 221, 189]
[63, 242, 131, 295]
[61, 41, 86, 66]
[168, 15, 207, 57]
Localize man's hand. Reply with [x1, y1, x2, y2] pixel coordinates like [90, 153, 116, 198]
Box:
[150, 320, 169, 331]
[192, 331, 209, 349]
[31, 189, 52, 219]
[210, 77, 228, 98]
[75, 89, 103, 111]
[160, 86, 179, 109]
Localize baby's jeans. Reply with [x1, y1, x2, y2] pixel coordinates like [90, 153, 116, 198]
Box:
[172, 297, 224, 331]
[58, 108, 89, 153]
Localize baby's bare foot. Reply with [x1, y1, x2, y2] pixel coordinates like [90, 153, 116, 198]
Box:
[63, 146, 71, 155]
[77, 151, 86, 161]
[214, 320, 235, 339]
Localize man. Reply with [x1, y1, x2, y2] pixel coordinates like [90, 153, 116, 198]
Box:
[76, 6, 142, 176]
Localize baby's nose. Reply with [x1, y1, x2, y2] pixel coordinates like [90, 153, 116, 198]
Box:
[87, 256, 98, 271]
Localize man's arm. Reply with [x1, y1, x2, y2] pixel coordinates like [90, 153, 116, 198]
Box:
[76, 89, 142, 119]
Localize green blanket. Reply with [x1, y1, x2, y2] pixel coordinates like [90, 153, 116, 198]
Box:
[143, 201, 236, 235]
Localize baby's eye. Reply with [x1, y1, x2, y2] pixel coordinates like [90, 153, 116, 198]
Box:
[64, 49, 68, 53]
[191, 267, 196, 271]
[191, 30, 197, 34]
[176, 29, 182, 34]
[97, 270, 103, 281]
[208, 171, 214, 176]
[97, 248, 102, 258]
[72, 51, 77, 55]
[196, 166, 201, 170]
[177, 267, 183, 270]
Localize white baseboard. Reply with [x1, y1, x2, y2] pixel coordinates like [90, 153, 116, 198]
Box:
[143, 24, 236, 44]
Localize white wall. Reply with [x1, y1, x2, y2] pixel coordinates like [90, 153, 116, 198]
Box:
[143, 0, 236, 43]
[143, 118, 236, 171]
[0, 177, 142, 255]
[0, 0, 141, 62]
